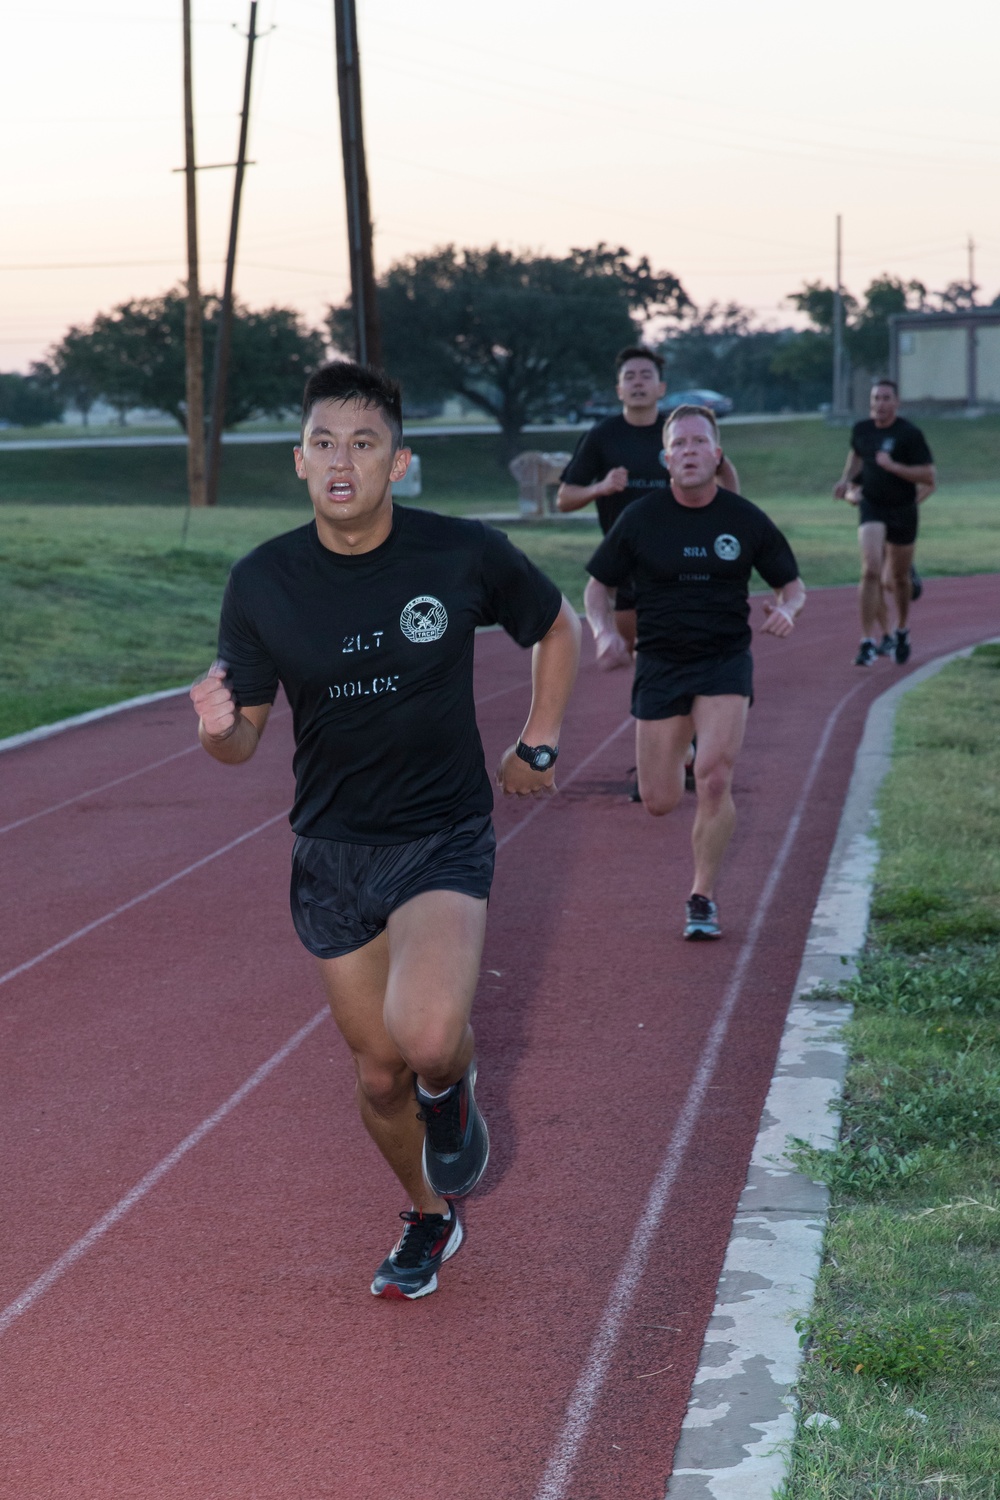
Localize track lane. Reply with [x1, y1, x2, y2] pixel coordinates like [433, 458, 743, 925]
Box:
[0, 579, 995, 1499]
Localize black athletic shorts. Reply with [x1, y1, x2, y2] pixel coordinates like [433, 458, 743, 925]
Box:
[289, 813, 496, 960]
[632, 649, 754, 721]
[858, 499, 918, 547]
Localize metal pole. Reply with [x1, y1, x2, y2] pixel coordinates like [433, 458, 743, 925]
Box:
[182, 0, 207, 507]
[968, 234, 976, 303]
[206, 1, 258, 509]
[334, 0, 382, 367]
[832, 214, 844, 419]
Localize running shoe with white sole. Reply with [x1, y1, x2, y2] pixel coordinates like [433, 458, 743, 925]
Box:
[854, 639, 878, 667]
[875, 633, 895, 657]
[418, 1062, 490, 1198]
[684, 894, 721, 940]
[370, 1207, 463, 1300]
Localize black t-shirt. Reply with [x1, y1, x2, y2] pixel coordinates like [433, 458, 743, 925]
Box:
[218, 508, 562, 843]
[586, 487, 799, 664]
[560, 414, 669, 532]
[851, 417, 933, 508]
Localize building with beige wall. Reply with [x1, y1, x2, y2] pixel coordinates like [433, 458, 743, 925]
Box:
[890, 309, 1000, 409]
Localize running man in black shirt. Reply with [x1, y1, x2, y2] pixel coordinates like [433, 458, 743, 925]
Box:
[833, 378, 935, 666]
[190, 364, 580, 1300]
[557, 346, 739, 668]
[587, 406, 805, 940]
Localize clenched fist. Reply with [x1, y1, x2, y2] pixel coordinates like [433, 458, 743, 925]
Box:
[190, 661, 237, 739]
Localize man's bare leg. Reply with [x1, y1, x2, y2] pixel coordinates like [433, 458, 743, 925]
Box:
[688, 695, 749, 897]
[885, 541, 915, 633]
[635, 711, 694, 818]
[858, 521, 887, 639]
[315, 889, 487, 1216]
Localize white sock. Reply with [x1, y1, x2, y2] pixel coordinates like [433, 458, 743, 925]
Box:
[416, 1081, 454, 1102]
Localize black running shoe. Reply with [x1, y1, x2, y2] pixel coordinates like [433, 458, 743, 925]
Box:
[910, 566, 923, 602]
[370, 1207, 463, 1300]
[894, 629, 911, 665]
[684, 894, 721, 940]
[418, 1063, 490, 1198]
[875, 633, 895, 657]
[854, 639, 878, 667]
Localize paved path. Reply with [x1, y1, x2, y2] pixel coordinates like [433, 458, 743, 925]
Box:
[0, 577, 995, 1499]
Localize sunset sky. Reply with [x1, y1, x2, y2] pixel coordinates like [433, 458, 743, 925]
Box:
[3, 0, 999, 371]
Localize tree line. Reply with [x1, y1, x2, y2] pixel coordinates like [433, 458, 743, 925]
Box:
[1, 246, 991, 437]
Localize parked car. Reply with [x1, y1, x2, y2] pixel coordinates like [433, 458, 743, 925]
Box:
[662, 388, 734, 416]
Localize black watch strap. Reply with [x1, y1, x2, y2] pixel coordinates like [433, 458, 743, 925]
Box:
[515, 738, 559, 772]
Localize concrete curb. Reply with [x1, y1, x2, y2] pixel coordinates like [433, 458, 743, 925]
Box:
[0, 687, 189, 757]
[667, 642, 994, 1498]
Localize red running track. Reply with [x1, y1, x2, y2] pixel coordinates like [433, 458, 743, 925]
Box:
[1, 577, 995, 1500]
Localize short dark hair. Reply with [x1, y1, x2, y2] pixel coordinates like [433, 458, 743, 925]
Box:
[301, 362, 404, 449]
[872, 377, 898, 394]
[615, 345, 664, 376]
[663, 403, 720, 443]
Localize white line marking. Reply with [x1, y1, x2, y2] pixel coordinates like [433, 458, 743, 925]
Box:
[0, 709, 626, 1337]
[0, 744, 202, 837]
[0, 811, 289, 990]
[532, 681, 866, 1500]
[0, 1009, 328, 1337]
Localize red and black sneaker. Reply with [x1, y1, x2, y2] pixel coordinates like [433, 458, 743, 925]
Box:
[370, 1207, 463, 1300]
[417, 1062, 490, 1198]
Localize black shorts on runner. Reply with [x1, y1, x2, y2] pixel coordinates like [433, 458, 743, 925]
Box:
[289, 813, 496, 959]
[632, 649, 754, 721]
[858, 499, 918, 547]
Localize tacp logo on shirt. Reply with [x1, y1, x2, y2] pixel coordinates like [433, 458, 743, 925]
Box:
[714, 534, 741, 561]
[400, 595, 449, 643]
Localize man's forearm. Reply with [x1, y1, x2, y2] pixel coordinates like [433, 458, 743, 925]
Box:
[198, 710, 261, 764]
[892, 462, 935, 485]
[583, 575, 617, 637]
[776, 578, 806, 619]
[522, 599, 581, 743]
[556, 482, 601, 513]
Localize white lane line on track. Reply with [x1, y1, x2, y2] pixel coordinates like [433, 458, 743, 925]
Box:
[0, 1009, 328, 1338]
[0, 707, 629, 1337]
[532, 679, 868, 1500]
[0, 683, 523, 838]
[0, 812, 289, 991]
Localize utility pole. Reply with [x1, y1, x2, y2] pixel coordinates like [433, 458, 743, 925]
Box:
[334, 0, 381, 367]
[968, 234, 976, 303]
[182, 0, 207, 508]
[205, 2, 259, 509]
[832, 213, 845, 420]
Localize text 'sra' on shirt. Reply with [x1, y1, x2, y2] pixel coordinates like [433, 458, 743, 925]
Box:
[586, 487, 799, 664]
[217, 508, 562, 843]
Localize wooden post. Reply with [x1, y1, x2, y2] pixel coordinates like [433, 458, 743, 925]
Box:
[334, 0, 381, 367]
[205, 1, 258, 508]
[182, 0, 207, 507]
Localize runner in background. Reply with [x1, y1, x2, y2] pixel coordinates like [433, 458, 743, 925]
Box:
[556, 347, 740, 670]
[586, 405, 804, 941]
[833, 379, 935, 666]
[190, 363, 580, 1300]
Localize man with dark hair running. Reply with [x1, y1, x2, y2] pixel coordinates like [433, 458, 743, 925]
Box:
[833, 378, 935, 666]
[586, 405, 804, 940]
[190, 363, 580, 1299]
[557, 346, 740, 669]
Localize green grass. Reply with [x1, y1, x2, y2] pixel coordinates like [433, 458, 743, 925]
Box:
[782, 647, 1000, 1498]
[2, 415, 999, 739]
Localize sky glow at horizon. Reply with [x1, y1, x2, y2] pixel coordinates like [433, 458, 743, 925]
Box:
[1, 0, 998, 372]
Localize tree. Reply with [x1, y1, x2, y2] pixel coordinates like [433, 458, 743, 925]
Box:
[328, 244, 689, 454]
[849, 276, 926, 372]
[0, 367, 64, 428]
[46, 289, 326, 430]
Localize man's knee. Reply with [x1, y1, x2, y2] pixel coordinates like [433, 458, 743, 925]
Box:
[695, 759, 734, 805]
[355, 1054, 413, 1115]
[642, 782, 683, 817]
[390, 1018, 466, 1082]
[860, 559, 882, 584]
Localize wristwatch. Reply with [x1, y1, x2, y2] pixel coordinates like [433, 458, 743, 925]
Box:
[515, 738, 559, 772]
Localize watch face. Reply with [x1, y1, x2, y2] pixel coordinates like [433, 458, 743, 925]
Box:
[534, 749, 553, 769]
